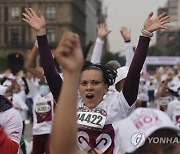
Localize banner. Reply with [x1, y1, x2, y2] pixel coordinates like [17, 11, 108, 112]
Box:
[142, 56, 180, 72]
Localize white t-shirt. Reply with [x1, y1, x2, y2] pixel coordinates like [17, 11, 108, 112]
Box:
[167, 98, 180, 128]
[77, 91, 135, 154]
[26, 77, 40, 99]
[32, 92, 55, 135]
[0, 108, 23, 144]
[12, 93, 28, 121]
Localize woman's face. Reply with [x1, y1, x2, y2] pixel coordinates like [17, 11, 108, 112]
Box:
[79, 69, 108, 109]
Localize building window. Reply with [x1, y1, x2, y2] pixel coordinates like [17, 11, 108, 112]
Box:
[46, 6, 56, 20]
[4, 7, 9, 22]
[0, 28, 1, 45]
[4, 27, 8, 45]
[11, 28, 19, 46]
[21, 26, 25, 44]
[47, 29, 56, 43]
[11, 7, 20, 21]
[0, 7, 1, 22]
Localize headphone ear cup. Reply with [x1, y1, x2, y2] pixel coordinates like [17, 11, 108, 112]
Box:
[105, 68, 117, 86]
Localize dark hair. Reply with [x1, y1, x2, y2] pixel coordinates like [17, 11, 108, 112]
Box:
[82, 62, 117, 86]
[106, 60, 121, 70]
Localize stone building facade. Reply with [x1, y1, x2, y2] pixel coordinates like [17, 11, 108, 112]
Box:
[156, 0, 180, 55]
[0, 0, 103, 73]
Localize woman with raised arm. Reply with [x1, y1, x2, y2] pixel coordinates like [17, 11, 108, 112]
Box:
[23, 8, 170, 154]
[23, 8, 61, 101]
[25, 40, 56, 154]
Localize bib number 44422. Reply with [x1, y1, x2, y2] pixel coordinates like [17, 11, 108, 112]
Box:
[77, 110, 106, 130]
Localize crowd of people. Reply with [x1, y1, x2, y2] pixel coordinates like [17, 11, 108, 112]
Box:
[0, 7, 180, 154]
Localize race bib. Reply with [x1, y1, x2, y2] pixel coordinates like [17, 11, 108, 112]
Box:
[159, 98, 170, 106]
[77, 108, 107, 130]
[35, 101, 52, 123]
[35, 103, 51, 114]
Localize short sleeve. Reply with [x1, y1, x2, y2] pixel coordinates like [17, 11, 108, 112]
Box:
[117, 92, 136, 117]
[1, 108, 23, 144]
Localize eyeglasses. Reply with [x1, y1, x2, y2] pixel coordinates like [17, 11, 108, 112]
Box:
[80, 80, 104, 86]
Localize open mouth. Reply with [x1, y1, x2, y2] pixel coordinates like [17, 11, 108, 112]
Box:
[86, 93, 94, 100]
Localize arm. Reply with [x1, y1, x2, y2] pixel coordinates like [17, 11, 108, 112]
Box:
[51, 32, 85, 154]
[120, 26, 134, 67]
[13, 95, 28, 111]
[123, 12, 170, 106]
[25, 40, 45, 81]
[0, 108, 23, 154]
[155, 80, 171, 98]
[123, 36, 150, 106]
[22, 8, 62, 101]
[91, 23, 111, 64]
[37, 35, 62, 101]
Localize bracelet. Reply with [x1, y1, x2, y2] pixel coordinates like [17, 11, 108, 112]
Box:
[141, 29, 154, 37]
[125, 40, 131, 43]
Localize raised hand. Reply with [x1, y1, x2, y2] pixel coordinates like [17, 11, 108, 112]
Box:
[97, 23, 111, 40]
[34, 40, 38, 49]
[143, 12, 170, 33]
[54, 32, 84, 74]
[120, 26, 131, 41]
[22, 8, 46, 35]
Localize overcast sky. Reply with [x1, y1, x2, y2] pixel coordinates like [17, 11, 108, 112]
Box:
[102, 0, 168, 54]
